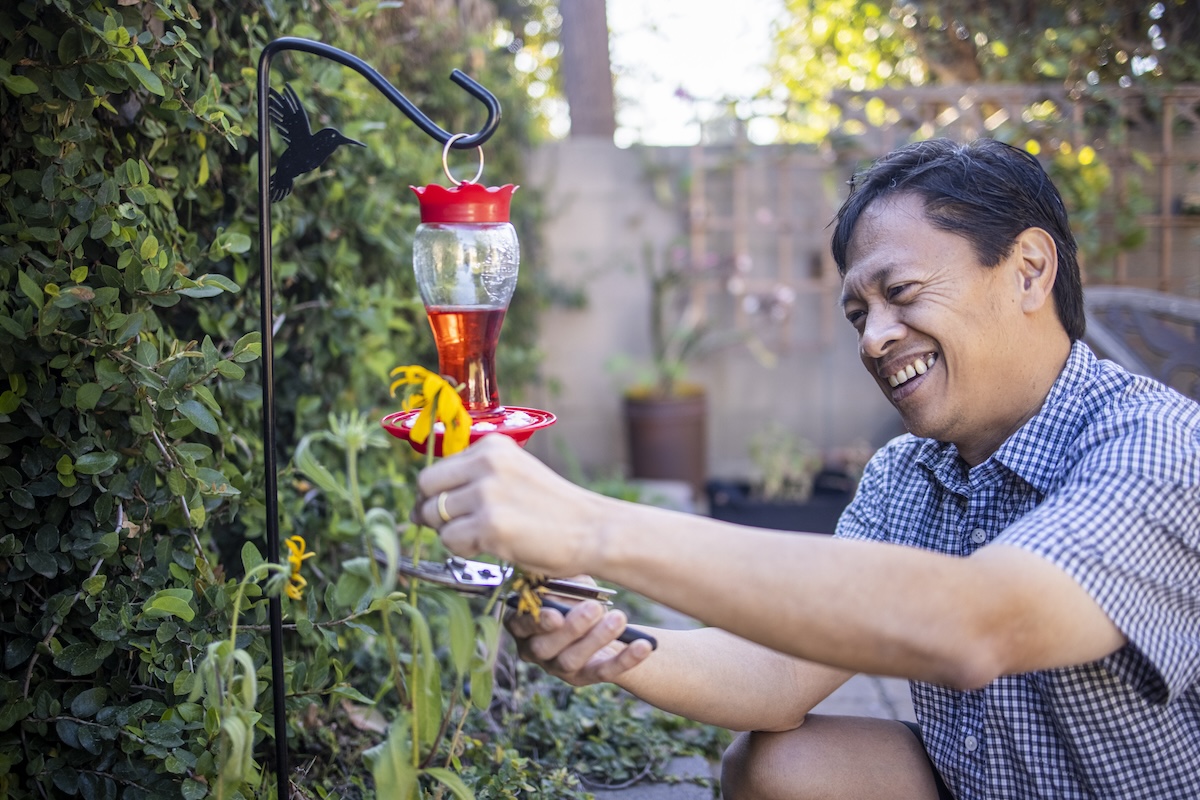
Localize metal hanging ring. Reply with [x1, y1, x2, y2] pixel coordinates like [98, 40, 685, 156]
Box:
[442, 132, 485, 186]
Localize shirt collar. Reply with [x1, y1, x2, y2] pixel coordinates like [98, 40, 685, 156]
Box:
[915, 341, 1098, 495]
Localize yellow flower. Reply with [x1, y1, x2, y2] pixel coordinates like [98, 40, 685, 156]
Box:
[284, 535, 315, 601]
[388, 365, 472, 456]
[510, 572, 548, 622]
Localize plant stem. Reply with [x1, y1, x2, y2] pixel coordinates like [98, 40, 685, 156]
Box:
[228, 563, 279, 647]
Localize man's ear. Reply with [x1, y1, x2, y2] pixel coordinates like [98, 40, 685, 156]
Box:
[1012, 227, 1057, 313]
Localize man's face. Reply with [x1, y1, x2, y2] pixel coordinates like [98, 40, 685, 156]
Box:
[840, 193, 1038, 465]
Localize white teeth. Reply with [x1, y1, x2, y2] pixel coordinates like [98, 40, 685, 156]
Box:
[888, 355, 935, 388]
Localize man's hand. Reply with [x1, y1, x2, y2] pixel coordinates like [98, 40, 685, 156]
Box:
[415, 434, 610, 577]
[507, 598, 656, 686]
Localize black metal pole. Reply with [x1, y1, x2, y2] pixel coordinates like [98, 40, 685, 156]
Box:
[255, 37, 501, 799]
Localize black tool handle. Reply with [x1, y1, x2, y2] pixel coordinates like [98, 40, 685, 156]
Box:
[506, 595, 658, 650]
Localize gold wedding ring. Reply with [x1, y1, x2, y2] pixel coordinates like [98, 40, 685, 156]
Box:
[436, 491, 453, 524]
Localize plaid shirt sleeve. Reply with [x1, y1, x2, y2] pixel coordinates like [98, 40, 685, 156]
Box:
[998, 393, 1200, 703]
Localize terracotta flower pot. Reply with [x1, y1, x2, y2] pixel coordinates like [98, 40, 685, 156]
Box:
[622, 390, 707, 499]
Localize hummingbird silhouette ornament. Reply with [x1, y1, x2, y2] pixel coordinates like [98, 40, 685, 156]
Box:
[267, 83, 365, 201]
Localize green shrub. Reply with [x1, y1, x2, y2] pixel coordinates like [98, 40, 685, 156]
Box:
[0, 0, 547, 796]
[0, 1, 729, 797]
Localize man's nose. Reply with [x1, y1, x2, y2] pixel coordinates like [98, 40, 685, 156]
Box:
[859, 309, 904, 359]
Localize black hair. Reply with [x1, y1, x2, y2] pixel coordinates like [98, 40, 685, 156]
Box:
[830, 138, 1085, 341]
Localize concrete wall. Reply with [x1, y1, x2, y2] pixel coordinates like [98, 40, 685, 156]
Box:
[521, 138, 902, 483]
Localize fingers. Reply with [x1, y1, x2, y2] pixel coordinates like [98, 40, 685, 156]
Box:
[415, 433, 517, 498]
[507, 600, 653, 685]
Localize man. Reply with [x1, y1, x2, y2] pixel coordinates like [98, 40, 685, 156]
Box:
[415, 139, 1200, 799]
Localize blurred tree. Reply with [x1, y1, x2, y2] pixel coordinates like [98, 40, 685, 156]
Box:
[492, 0, 566, 137]
[770, 0, 1200, 142]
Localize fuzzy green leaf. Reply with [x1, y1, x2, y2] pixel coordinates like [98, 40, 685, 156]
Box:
[2, 74, 38, 95]
[143, 588, 196, 622]
[73, 451, 118, 475]
[127, 63, 164, 96]
[177, 398, 219, 434]
[17, 270, 43, 307]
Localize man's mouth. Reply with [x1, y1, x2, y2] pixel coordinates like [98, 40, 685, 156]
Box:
[886, 353, 938, 388]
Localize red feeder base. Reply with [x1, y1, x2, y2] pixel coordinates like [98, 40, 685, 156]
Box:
[381, 406, 556, 456]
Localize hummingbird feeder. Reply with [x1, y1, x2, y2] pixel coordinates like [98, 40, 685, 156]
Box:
[254, 37, 553, 797]
[381, 136, 556, 454]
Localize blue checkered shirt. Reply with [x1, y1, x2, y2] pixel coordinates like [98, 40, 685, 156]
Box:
[836, 341, 1200, 799]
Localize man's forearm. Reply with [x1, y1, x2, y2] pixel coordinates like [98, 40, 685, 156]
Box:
[611, 626, 852, 732]
[590, 497, 1111, 687]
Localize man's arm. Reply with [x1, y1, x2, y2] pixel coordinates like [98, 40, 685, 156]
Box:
[425, 436, 1126, 688]
[507, 599, 854, 732]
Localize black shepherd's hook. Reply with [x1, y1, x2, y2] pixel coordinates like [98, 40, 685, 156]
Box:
[253, 37, 502, 800]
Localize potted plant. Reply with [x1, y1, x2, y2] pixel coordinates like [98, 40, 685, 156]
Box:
[617, 243, 718, 500]
[705, 427, 871, 533]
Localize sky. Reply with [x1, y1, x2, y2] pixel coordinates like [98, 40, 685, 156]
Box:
[605, 0, 786, 147]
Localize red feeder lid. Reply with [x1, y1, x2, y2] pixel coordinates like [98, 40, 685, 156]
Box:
[411, 183, 518, 224]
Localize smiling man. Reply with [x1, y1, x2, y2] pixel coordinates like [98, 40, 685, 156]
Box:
[415, 139, 1200, 799]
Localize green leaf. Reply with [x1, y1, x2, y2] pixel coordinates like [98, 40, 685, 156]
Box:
[182, 778, 208, 800]
[470, 616, 500, 710]
[4, 638, 35, 670]
[177, 399, 219, 434]
[74, 451, 118, 475]
[127, 63, 164, 96]
[0, 699, 33, 732]
[166, 468, 187, 496]
[193, 467, 239, 496]
[143, 588, 196, 622]
[369, 720, 418, 800]
[214, 360, 245, 379]
[18, 270, 43, 307]
[139, 234, 159, 260]
[70, 687, 108, 718]
[241, 541, 265, 575]
[178, 273, 241, 298]
[75, 382, 102, 411]
[2, 74, 38, 95]
[0, 534, 21, 557]
[232, 331, 261, 363]
[54, 641, 112, 675]
[438, 591, 474, 679]
[329, 684, 375, 704]
[64, 224, 87, 251]
[294, 433, 352, 503]
[366, 507, 398, 596]
[422, 768, 474, 800]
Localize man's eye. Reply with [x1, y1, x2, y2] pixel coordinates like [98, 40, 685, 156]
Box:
[887, 284, 912, 300]
[845, 310, 865, 326]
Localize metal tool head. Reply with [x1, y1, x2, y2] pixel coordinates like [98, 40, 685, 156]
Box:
[396, 557, 618, 604]
[397, 557, 510, 593]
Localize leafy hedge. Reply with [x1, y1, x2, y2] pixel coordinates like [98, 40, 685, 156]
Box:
[0, 0, 552, 796]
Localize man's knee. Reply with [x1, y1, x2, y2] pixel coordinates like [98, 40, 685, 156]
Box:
[721, 729, 798, 800]
[719, 716, 943, 800]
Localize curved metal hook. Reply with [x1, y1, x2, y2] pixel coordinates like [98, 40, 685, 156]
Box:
[258, 37, 501, 148]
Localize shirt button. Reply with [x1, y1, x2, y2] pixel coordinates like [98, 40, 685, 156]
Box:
[964, 735, 979, 752]
[970, 528, 987, 544]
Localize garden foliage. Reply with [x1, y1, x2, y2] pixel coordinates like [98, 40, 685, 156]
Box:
[0, 0, 563, 796]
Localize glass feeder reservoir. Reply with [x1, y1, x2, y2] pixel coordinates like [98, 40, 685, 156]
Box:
[412, 182, 519, 415]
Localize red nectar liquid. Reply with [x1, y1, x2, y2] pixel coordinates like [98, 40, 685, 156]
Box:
[426, 306, 507, 413]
